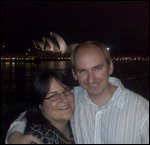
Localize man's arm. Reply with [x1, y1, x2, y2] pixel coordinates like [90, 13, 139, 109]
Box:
[5, 111, 42, 144]
[5, 111, 27, 144]
[8, 131, 42, 144]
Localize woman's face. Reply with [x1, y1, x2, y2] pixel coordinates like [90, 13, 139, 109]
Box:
[39, 78, 74, 126]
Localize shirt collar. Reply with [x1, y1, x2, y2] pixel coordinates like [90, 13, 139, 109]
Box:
[83, 77, 127, 109]
[108, 77, 127, 109]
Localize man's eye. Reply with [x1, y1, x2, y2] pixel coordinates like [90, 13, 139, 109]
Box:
[94, 65, 103, 70]
[77, 69, 86, 74]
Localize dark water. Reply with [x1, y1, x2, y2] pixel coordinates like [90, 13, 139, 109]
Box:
[1, 60, 149, 143]
[1, 61, 73, 104]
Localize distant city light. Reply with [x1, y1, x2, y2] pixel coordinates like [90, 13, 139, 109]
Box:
[1, 41, 6, 48]
[107, 47, 110, 51]
[1, 56, 149, 62]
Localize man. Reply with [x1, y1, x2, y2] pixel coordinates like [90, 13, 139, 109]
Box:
[6, 41, 149, 144]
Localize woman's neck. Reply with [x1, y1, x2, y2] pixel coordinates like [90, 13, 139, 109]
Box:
[51, 120, 70, 138]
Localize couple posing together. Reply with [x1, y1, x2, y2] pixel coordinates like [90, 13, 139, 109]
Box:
[6, 41, 149, 144]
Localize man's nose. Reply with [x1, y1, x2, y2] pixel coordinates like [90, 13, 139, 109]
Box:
[88, 71, 95, 83]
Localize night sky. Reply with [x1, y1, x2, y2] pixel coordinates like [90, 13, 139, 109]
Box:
[1, 1, 149, 56]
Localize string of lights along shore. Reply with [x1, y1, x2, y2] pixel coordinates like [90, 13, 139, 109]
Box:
[1, 31, 149, 62]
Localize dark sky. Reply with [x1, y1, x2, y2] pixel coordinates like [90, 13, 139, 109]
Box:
[1, 1, 149, 56]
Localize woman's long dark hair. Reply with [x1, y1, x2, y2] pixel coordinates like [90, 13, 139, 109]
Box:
[24, 69, 71, 127]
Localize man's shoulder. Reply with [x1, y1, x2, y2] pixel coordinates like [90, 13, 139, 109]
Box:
[73, 86, 86, 97]
[73, 86, 84, 93]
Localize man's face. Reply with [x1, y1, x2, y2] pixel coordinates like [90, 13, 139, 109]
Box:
[73, 46, 113, 98]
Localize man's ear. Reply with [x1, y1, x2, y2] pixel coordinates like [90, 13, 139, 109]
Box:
[39, 104, 42, 111]
[109, 61, 114, 75]
[72, 69, 77, 80]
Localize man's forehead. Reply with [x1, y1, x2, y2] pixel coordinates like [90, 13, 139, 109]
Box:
[75, 63, 103, 70]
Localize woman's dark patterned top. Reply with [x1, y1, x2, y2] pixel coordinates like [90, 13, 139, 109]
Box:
[25, 122, 75, 144]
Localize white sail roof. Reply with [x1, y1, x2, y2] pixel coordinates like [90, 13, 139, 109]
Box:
[32, 32, 77, 54]
[50, 32, 67, 54]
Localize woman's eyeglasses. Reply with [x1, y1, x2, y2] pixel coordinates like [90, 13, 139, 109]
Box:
[44, 88, 73, 102]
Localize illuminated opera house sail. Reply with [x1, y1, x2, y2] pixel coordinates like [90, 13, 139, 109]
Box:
[32, 32, 69, 54]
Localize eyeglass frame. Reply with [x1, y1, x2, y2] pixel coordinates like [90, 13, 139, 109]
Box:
[44, 88, 73, 102]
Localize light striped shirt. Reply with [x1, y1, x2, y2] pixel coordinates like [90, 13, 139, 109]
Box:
[71, 77, 149, 144]
[5, 77, 149, 144]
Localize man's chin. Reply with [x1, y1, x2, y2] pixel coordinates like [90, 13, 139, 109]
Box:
[88, 90, 101, 97]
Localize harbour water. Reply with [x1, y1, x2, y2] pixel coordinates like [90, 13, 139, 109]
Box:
[1, 59, 149, 143]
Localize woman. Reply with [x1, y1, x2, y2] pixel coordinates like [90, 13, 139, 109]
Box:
[22, 69, 75, 144]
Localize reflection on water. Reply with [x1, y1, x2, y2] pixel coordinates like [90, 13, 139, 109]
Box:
[1, 61, 72, 104]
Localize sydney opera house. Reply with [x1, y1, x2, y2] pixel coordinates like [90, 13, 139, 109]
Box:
[21, 31, 79, 61]
[33, 32, 67, 54]
[32, 32, 78, 55]
[1, 32, 79, 62]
